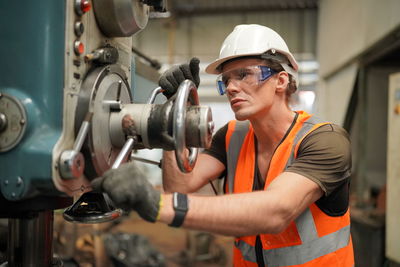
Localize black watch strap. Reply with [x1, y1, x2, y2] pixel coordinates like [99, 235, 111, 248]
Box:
[169, 192, 188, 228]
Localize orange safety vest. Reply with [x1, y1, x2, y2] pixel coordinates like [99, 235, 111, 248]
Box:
[224, 111, 354, 267]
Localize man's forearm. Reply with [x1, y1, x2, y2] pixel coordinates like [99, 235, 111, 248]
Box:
[158, 191, 287, 236]
[158, 172, 323, 236]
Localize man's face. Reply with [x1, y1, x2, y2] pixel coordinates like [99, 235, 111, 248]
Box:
[221, 58, 282, 121]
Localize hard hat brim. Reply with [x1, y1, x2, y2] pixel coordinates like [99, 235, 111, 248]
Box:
[205, 53, 261, 75]
[205, 51, 298, 75]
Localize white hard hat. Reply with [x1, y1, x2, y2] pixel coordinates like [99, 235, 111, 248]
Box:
[205, 24, 298, 85]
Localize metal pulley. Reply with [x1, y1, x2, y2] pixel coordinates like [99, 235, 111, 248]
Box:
[92, 0, 168, 37]
[92, 0, 150, 37]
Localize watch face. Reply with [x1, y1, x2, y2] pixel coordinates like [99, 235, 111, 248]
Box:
[174, 192, 188, 212]
[170, 192, 189, 227]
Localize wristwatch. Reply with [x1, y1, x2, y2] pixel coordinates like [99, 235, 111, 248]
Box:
[169, 192, 188, 227]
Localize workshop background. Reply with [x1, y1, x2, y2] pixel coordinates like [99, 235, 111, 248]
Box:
[1, 0, 400, 266]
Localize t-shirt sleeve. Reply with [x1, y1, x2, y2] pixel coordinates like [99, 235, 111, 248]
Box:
[285, 124, 352, 196]
[202, 123, 228, 166]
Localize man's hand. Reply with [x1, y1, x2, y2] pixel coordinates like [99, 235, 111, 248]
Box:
[158, 57, 200, 99]
[91, 163, 161, 223]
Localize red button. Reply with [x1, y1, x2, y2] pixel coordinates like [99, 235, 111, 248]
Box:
[74, 41, 84, 56]
[81, 0, 91, 13]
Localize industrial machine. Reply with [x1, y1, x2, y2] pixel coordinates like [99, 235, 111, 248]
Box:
[0, 1, 213, 266]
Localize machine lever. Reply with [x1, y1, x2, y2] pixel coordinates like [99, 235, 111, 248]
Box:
[116, 80, 122, 102]
[73, 113, 92, 152]
[59, 113, 93, 180]
[84, 46, 119, 65]
[112, 136, 135, 169]
[147, 86, 164, 104]
[63, 136, 136, 223]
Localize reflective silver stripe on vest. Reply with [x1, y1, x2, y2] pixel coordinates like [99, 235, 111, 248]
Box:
[286, 116, 327, 167]
[263, 226, 351, 266]
[226, 121, 250, 193]
[235, 226, 350, 266]
[295, 208, 318, 242]
[235, 239, 257, 262]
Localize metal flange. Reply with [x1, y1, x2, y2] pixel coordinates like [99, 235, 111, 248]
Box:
[0, 93, 27, 153]
[75, 64, 132, 179]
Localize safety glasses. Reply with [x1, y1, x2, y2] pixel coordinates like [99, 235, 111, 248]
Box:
[216, 65, 277, 95]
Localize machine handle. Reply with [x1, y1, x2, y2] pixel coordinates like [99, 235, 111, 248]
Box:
[91, 136, 136, 223]
[172, 80, 199, 173]
[73, 113, 93, 152]
[147, 86, 164, 104]
[59, 112, 93, 180]
[111, 137, 135, 169]
[63, 137, 135, 224]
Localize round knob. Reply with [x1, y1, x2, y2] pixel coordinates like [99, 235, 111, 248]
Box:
[74, 21, 85, 37]
[74, 40, 85, 56]
[75, 0, 91, 16]
[59, 150, 85, 179]
[0, 113, 7, 133]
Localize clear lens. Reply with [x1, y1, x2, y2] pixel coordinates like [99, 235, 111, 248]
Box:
[216, 66, 276, 95]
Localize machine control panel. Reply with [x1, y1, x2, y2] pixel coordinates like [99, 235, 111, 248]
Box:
[52, 0, 141, 194]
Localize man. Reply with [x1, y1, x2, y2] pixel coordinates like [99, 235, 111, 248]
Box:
[92, 24, 354, 266]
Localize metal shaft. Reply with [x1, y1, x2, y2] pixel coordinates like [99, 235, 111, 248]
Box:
[73, 113, 92, 151]
[131, 155, 161, 166]
[7, 211, 55, 267]
[73, 121, 90, 151]
[112, 137, 135, 169]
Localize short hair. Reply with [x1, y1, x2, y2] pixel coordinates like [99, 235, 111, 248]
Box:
[263, 58, 297, 104]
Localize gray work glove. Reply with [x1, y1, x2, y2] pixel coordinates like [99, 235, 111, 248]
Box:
[91, 163, 161, 223]
[158, 57, 200, 99]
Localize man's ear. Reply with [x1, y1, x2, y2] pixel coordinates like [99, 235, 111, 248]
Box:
[275, 71, 289, 93]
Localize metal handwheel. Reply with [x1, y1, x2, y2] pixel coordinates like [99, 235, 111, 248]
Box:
[149, 80, 199, 173]
[172, 80, 199, 173]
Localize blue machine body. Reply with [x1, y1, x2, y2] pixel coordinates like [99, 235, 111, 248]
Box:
[0, 1, 65, 201]
[0, 0, 159, 209]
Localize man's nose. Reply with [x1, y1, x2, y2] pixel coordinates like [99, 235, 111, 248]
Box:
[225, 80, 241, 95]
